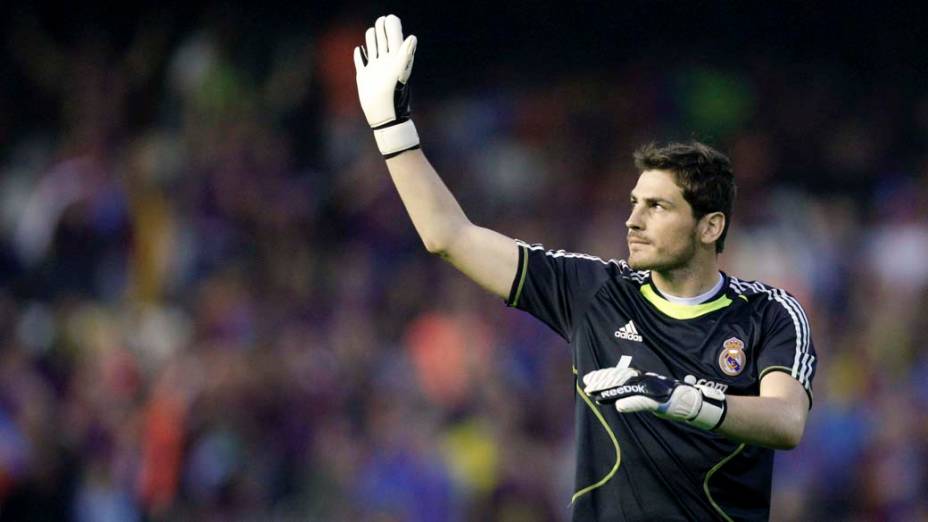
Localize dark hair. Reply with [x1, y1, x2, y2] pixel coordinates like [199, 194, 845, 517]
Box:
[633, 141, 736, 253]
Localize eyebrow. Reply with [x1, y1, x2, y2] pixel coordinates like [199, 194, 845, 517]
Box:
[630, 194, 674, 206]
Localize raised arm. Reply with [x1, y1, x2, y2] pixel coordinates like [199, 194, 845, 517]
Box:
[384, 150, 518, 298]
[354, 15, 517, 298]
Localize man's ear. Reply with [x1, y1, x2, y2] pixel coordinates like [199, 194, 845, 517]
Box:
[699, 212, 725, 246]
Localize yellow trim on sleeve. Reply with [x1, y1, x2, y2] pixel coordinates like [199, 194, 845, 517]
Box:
[703, 443, 746, 522]
[758, 365, 794, 380]
[510, 245, 529, 307]
[639, 285, 732, 319]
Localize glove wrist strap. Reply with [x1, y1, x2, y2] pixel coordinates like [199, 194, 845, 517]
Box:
[687, 387, 727, 431]
[374, 119, 420, 157]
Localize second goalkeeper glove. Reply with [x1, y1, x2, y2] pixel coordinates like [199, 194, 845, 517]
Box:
[583, 367, 727, 431]
[353, 14, 420, 158]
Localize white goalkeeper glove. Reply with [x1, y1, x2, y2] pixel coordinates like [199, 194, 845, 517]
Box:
[583, 367, 727, 431]
[353, 14, 420, 158]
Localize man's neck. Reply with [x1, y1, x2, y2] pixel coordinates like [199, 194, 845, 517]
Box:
[651, 255, 722, 298]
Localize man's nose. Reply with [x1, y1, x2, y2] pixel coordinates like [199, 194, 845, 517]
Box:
[625, 207, 643, 230]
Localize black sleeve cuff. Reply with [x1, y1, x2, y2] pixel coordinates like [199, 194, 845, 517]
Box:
[506, 242, 527, 307]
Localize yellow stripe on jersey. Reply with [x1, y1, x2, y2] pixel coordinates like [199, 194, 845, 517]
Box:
[703, 443, 746, 522]
[571, 367, 622, 505]
[510, 244, 529, 307]
[640, 285, 732, 319]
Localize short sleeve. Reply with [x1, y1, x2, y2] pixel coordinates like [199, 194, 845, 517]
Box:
[756, 289, 817, 407]
[506, 241, 611, 342]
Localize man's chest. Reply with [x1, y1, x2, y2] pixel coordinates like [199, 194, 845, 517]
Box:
[574, 291, 762, 395]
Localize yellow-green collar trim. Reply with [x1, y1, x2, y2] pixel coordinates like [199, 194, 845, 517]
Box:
[640, 284, 732, 319]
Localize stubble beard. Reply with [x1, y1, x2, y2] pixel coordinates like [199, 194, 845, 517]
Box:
[627, 234, 699, 273]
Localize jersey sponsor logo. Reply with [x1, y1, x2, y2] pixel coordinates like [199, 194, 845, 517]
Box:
[718, 337, 746, 376]
[599, 384, 646, 399]
[684, 374, 729, 392]
[614, 321, 643, 342]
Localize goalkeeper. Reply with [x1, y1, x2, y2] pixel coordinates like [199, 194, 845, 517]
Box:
[354, 15, 816, 521]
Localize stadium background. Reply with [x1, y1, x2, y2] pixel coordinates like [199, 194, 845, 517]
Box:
[1, 2, 926, 520]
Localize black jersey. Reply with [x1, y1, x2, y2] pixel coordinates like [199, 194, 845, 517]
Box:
[506, 241, 816, 522]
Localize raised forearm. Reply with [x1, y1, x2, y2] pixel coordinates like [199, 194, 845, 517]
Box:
[353, 15, 519, 299]
[354, 16, 471, 254]
[385, 149, 471, 254]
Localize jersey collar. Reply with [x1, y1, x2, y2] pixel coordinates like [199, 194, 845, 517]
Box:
[640, 272, 733, 320]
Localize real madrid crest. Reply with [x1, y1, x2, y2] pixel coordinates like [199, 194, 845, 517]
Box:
[718, 337, 746, 376]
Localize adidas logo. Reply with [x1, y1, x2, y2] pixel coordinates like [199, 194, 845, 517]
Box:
[614, 320, 643, 342]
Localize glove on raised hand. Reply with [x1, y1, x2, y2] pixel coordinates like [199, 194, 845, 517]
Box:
[583, 367, 727, 431]
[354, 14, 420, 157]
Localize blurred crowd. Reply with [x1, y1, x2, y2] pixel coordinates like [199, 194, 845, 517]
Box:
[1, 7, 927, 522]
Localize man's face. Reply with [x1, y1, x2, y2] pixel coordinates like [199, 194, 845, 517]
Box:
[625, 170, 700, 271]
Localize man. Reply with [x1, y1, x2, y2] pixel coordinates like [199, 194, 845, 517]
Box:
[353, 15, 816, 521]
